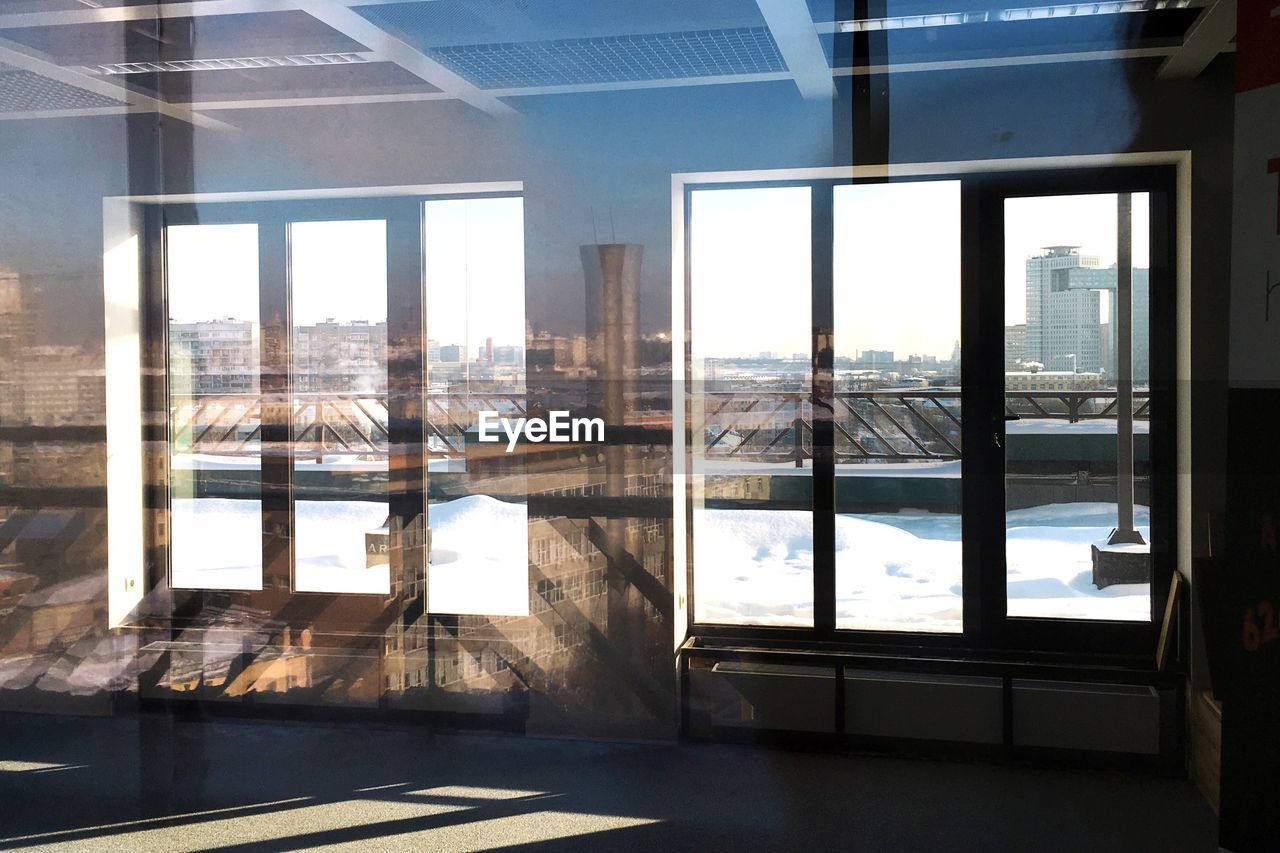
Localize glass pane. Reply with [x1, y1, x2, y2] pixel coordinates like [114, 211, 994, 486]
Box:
[833, 181, 963, 632]
[290, 219, 390, 594]
[167, 223, 262, 591]
[690, 186, 813, 626]
[1004, 193, 1152, 621]
[424, 197, 529, 616]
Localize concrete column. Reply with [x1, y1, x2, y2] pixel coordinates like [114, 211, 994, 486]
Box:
[582, 244, 643, 647]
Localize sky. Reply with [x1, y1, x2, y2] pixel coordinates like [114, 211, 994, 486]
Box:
[1005, 192, 1150, 326]
[165, 190, 1148, 361]
[167, 223, 259, 325]
[165, 198, 526, 355]
[689, 185, 1152, 361]
[424, 196, 525, 355]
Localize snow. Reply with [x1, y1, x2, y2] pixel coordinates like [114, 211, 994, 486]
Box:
[171, 499, 263, 591]
[427, 496, 529, 616]
[698, 459, 963, 478]
[295, 500, 392, 593]
[170, 494, 529, 610]
[1006, 418, 1150, 435]
[693, 502, 1151, 630]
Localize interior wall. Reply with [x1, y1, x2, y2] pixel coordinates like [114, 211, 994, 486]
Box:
[0, 54, 1234, 738]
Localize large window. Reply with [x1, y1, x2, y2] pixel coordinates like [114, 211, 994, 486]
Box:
[681, 169, 1174, 652]
[156, 194, 530, 618]
[690, 186, 813, 627]
[167, 223, 262, 592]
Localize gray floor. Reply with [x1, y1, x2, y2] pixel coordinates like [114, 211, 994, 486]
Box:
[0, 712, 1216, 852]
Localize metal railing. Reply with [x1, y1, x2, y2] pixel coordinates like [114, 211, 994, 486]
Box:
[700, 389, 1151, 464]
[172, 388, 1151, 465]
[173, 392, 528, 458]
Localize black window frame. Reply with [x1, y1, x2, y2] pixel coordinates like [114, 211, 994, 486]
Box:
[681, 166, 1177, 660]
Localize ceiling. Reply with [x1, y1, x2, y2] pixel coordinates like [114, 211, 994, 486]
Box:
[0, 0, 1238, 125]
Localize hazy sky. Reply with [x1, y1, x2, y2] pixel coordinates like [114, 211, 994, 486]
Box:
[690, 185, 1152, 360]
[834, 180, 960, 361]
[424, 196, 525, 354]
[165, 199, 525, 355]
[291, 219, 387, 325]
[690, 185, 812, 361]
[167, 223, 259, 325]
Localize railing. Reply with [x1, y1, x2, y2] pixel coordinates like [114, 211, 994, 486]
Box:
[172, 388, 1151, 464]
[173, 392, 527, 458]
[700, 390, 1151, 464]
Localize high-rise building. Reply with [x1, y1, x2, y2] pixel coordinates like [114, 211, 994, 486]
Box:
[1025, 246, 1101, 373]
[1041, 264, 1150, 383]
[0, 268, 27, 422]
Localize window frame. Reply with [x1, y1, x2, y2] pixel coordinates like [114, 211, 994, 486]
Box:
[141, 191, 527, 632]
[680, 166, 1177, 659]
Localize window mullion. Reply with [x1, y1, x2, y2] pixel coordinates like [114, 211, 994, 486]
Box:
[812, 184, 836, 636]
[259, 214, 293, 592]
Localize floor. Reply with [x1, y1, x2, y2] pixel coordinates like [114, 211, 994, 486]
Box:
[0, 711, 1217, 852]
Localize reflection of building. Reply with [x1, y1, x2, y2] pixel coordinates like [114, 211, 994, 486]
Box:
[1005, 324, 1027, 369]
[293, 320, 387, 394]
[12, 346, 104, 426]
[0, 268, 29, 422]
[169, 317, 257, 394]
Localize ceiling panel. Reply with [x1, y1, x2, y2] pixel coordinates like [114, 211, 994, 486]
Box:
[355, 0, 771, 49]
[106, 60, 442, 101]
[0, 62, 124, 111]
[425, 28, 789, 90]
[1, 11, 368, 66]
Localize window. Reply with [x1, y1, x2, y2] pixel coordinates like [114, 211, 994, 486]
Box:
[680, 168, 1175, 652]
[153, 192, 530, 617]
[167, 224, 262, 591]
[1003, 192, 1153, 622]
[689, 186, 813, 627]
[833, 181, 962, 633]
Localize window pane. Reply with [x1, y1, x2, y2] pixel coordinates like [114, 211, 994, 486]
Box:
[167, 223, 262, 591]
[833, 181, 963, 632]
[424, 197, 529, 616]
[1004, 193, 1152, 621]
[690, 186, 813, 627]
[290, 219, 390, 594]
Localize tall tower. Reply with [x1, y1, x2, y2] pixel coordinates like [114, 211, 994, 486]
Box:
[0, 268, 28, 423]
[1025, 246, 1100, 370]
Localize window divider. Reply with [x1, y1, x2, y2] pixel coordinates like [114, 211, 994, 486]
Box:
[812, 184, 836, 636]
[259, 214, 293, 592]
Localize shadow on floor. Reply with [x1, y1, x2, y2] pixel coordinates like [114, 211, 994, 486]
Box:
[0, 711, 1216, 852]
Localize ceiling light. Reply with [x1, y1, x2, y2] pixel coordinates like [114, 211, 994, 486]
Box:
[86, 53, 375, 75]
[837, 0, 1195, 33]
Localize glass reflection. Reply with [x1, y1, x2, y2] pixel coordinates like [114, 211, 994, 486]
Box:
[690, 186, 813, 627]
[167, 223, 262, 591]
[289, 219, 391, 595]
[833, 181, 963, 633]
[423, 197, 529, 616]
